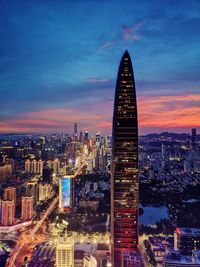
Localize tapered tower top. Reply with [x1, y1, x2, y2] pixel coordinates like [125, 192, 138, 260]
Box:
[111, 50, 139, 267]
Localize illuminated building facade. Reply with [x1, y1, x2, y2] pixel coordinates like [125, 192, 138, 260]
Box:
[111, 50, 139, 267]
[21, 196, 34, 221]
[0, 164, 12, 179]
[83, 255, 97, 267]
[0, 200, 15, 226]
[3, 187, 16, 215]
[25, 159, 43, 174]
[3, 187, 16, 202]
[38, 183, 52, 202]
[59, 176, 73, 211]
[56, 235, 74, 267]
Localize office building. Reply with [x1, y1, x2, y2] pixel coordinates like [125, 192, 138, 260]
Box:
[59, 176, 73, 211]
[56, 235, 74, 267]
[111, 50, 139, 267]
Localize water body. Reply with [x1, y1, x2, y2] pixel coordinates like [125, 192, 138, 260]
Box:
[140, 205, 168, 225]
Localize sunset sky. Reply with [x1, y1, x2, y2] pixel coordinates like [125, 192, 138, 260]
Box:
[0, 0, 200, 134]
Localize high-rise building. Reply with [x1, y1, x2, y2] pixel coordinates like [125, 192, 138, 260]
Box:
[0, 200, 15, 226]
[74, 123, 78, 141]
[161, 143, 165, 159]
[59, 176, 73, 211]
[26, 181, 38, 205]
[0, 164, 12, 179]
[3, 187, 16, 215]
[84, 131, 89, 143]
[21, 196, 34, 221]
[38, 183, 52, 202]
[111, 50, 139, 267]
[79, 131, 83, 143]
[42, 165, 53, 183]
[47, 158, 60, 175]
[3, 187, 16, 202]
[56, 235, 74, 267]
[25, 159, 43, 174]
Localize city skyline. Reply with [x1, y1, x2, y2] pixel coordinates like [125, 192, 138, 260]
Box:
[0, 0, 200, 134]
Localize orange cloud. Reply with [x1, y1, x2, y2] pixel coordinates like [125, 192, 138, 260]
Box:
[0, 93, 199, 134]
[138, 94, 200, 129]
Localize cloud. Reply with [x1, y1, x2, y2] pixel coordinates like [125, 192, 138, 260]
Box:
[99, 21, 144, 49]
[87, 77, 109, 83]
[138, 94, 200, 131]
[0, 105, 110, 134]
[122, 21, 144, 40]
[1, 93, 200, 134]
[100, 41, 116, 49]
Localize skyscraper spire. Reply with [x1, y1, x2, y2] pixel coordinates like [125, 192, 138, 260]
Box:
[111, 50, 139, 267]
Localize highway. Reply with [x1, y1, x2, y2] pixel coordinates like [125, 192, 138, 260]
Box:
[32, 196, 58, 235]
[6, 196, 58, 267]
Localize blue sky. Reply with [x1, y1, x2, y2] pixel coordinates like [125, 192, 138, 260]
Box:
[0, 0, 200, 134]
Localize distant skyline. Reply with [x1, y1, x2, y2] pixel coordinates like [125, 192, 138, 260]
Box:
[0, 0, 200, 134]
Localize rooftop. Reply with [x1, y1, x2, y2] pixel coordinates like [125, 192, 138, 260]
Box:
[164, 251, 200, 265]
[176, 227, 200, 236]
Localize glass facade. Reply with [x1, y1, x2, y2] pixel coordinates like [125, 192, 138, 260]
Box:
[111, 50, 138, 267]
[61, 177, 71, 208]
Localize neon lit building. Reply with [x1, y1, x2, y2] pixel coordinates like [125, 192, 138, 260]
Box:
[59, 176, 73, 211]
[56, 235, 74, 267]
[111, 50, 139, 267]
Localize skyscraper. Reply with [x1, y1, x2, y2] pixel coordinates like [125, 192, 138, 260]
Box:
[56, 235, 74, 267]
[74, 123, 78, 141]
[111, 50, 139, 267]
